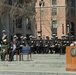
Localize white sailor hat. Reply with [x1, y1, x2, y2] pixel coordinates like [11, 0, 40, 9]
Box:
[3, 39, 7, 42]
[38, 34, 41, 37]
[13, 35, 17, 38]
[20, 36, 23, 39]
[2, 30, 6, 32]
[61, 34, 65, 37]
[31, 41, 34, 43]
[71, 35, 74, 38]
[55, 36, 58, 37]
[32, 36, 35, 39]
[65, 35, 68, 37]
[23, 36, 27, 39]
[29, 35, 32, 38]
[52, 34, 56, 37]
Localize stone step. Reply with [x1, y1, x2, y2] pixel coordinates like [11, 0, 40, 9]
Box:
[4, 54, 66, 61]
[32, 54, 66, 57]
[0, 54, 66, 68]
[0, 60, 65, 68]
[0, 63, 65, 68]
[13, 54, 66, 60]
[0, 54, 71, 75]
[0, 71, 76, 75]
[32, 57, 65, 59]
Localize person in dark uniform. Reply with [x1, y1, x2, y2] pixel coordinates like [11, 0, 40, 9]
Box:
[2, 30, 7, 43]
[54, 41, 59, 54]
[29, 35, 35, 54]
[19, 36, 25, 47]
[0, 30, 8, 61]
[23, 36, 27, 44]
[37, 35, 43, 54]
[45, 35, 50, 54]
[0, 39, 8, 61]
[9, 35, 18, 61]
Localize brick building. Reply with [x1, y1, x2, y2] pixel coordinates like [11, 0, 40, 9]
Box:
[35, 0, 76, 39]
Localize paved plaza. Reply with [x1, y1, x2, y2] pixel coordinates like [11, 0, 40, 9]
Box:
[0, 54, 76, 75]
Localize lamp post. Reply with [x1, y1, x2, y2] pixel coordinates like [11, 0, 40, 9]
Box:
[67, 24, 70, 33]
[39, 0, 45, 37]
[66, 24, 71, 46]
[62, 24, 64, 34]
[67, 24, 70, 39]
[61, 24, 64, 48]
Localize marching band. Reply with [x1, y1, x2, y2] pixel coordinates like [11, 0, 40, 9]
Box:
[0, 30, 73, 61]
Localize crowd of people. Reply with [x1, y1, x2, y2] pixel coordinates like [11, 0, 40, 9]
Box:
[0, 30, 75, 61]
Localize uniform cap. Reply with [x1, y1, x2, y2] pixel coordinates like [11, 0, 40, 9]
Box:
[65, 35, 68, 37]
[29, 35, 32, 38]
[23, 37, 27, 39]
[55, 36, 58, 37]
[61, 34, 65, 37]
[3, 39, 7, 42]
[32, 36, 35, 39]
[20, 36, 23, 39]
[52, 34, 56, 36]
[38, 34, 41, 37]
[70, 43, 74, 46]
[31, 41, 34, 43]
[2, 30, 6, 32]
[13, 35, 17, 38]
[71, 35, 74, 38]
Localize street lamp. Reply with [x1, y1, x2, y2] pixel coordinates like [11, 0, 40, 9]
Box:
[62, 24, 64, 34]
[67, 24, 70, 33]
[67, 24, 70, 39]
[39, 0, 45, 36]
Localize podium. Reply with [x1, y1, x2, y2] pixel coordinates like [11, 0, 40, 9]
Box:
[66, 46, 76, 71]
